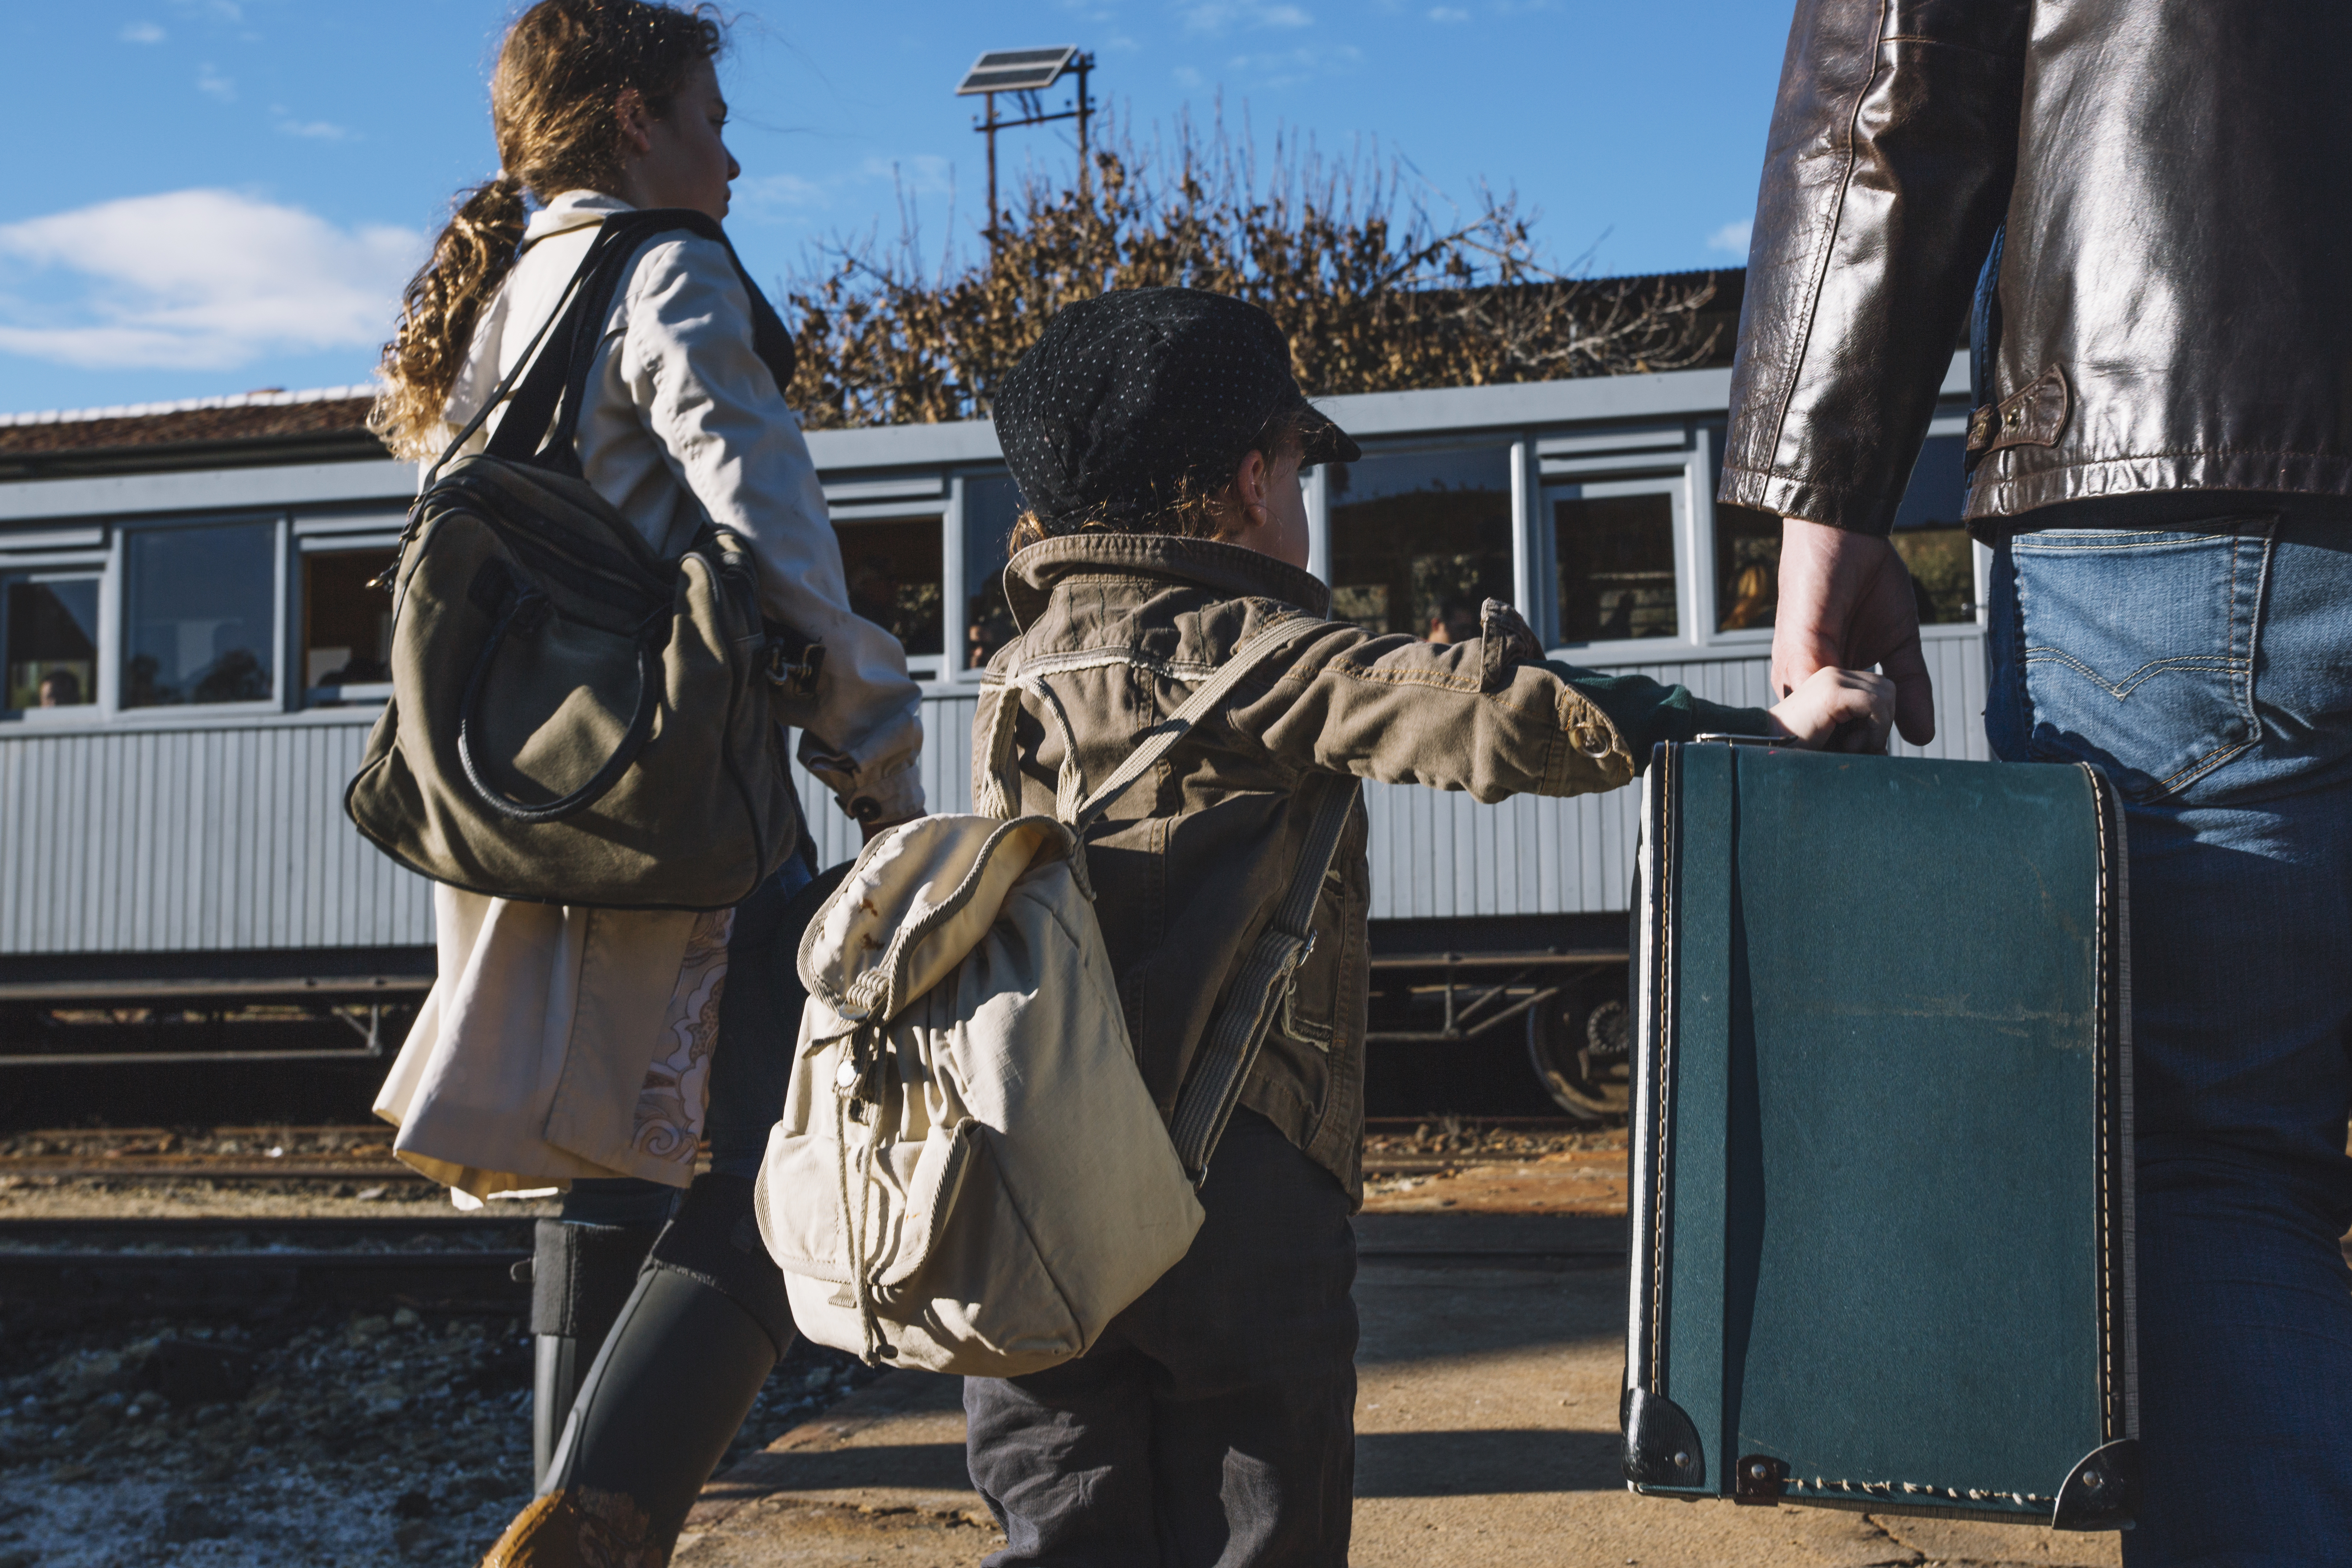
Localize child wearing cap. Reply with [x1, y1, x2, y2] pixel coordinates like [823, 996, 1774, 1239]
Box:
[968, 286, 1892, 1564]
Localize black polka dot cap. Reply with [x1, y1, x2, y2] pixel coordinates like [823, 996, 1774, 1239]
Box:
[993, 286, 1360, 529]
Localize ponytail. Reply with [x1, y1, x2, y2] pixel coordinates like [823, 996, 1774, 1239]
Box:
[370, 174, 530, 458]
[370, 0, 727, 458]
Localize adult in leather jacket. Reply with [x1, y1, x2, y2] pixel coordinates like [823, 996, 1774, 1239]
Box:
[1726, 0, 2352, 542]
[1722, 4, 2352, 1561]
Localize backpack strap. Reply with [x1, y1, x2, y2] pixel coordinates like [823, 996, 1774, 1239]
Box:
[1167, 770, 1361, 1184]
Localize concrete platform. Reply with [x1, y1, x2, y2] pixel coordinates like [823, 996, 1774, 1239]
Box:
[675, 1209, 2123, 1568]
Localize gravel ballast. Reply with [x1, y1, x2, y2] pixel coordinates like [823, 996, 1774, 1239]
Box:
[0, 1302, 878, 1565]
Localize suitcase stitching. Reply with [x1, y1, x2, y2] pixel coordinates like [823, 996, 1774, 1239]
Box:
[1647, 745, 1675, 1396]
[2084, 762, 2119, 1445]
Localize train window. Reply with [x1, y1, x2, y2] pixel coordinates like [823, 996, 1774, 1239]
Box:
[1327, 448, 1514, 642]
[4, 574, 100, 711]
[833, 517, 944, 661]
[1713, 433, 1974, 629]
[1714, 502, 1780, 632]
[302, 548, 396, 696]
[960, 473, 1023, 670]
[1552, 483, 1679, 643]
[121, 522, 277, 708]
[1888, 434, 1974, 623]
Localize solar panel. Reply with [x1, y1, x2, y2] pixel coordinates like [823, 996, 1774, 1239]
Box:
[956, 47, 1078, 95]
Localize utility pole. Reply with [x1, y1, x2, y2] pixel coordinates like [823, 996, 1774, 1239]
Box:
[956, 48, 1098, 256]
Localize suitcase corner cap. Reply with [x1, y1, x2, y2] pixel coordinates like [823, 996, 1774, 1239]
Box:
[1620, 1385, 1706, 1490]
[2051, 1438, 2140, 1531]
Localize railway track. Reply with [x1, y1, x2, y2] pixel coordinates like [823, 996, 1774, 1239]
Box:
[0, 1215, 533, 1315]
[0, 1117, 1624, 1184]
[0, 1208, 1630, 1319]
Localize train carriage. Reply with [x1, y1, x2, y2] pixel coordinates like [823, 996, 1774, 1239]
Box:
[0, 340, 1986, 1110]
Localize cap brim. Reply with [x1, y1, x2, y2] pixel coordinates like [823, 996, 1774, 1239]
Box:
[1296, 403, 1360, 467]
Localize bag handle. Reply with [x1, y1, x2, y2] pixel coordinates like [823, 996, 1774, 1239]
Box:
[1167, 769, 1361, 1183]
[454, 585, 665, 824]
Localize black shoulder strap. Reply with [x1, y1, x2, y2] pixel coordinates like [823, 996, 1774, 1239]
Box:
[430, 209, 798, 485]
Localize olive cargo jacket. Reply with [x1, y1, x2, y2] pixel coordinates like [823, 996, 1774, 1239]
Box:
[982, 534, 1772, 1198]
[1721, 0, 2352, 536]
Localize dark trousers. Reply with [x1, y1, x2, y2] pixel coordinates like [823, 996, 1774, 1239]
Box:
[963, 1110, 1358, 1568]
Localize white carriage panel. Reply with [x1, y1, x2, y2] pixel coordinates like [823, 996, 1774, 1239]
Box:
[0, 723, 439, 955]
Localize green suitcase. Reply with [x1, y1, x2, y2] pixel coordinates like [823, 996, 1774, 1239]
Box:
[1622, 739, 2137, 1530]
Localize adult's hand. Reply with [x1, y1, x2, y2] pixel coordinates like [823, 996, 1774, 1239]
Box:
[1771, 517, 1936, 746]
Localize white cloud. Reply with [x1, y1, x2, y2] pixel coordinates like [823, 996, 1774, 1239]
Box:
[1173, 64, 1205, 87]
[0, 190, 423, 371]
[1223, 43, 1363, 86]
[196, 64, 235, 102]
[736, 172, 829, 214]
[1428, 5, 1470, 19]
[275, 118, 351, 141]
[1184, 2, 1312, 34]
[120, 21, 166, 43]
[1706, 217, 1753, 257]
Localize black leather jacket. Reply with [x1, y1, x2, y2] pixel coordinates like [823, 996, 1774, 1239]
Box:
[1720, 0, 2352, 536]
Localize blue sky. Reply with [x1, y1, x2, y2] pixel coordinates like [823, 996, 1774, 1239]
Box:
[0, 0, 1792, 415]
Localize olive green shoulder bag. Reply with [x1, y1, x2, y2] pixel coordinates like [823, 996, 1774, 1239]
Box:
[346, 210, 816, 911]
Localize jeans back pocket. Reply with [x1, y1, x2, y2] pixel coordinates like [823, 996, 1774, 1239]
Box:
[1997, 523, 2272, 802]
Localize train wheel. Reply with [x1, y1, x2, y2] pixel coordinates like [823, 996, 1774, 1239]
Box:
[1526, 986, 1631, 1121]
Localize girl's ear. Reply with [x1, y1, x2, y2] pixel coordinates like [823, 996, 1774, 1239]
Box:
[614, 87, 656, 156]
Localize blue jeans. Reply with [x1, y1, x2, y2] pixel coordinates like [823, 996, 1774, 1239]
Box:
[560, 852, 817, 1227]
[1987, 515, 2352, 1565]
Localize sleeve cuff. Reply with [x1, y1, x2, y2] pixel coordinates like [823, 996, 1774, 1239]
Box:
[841, 764, 926, 825]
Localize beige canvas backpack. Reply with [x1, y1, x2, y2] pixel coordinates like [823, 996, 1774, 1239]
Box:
[753, 620, 1361, 1377]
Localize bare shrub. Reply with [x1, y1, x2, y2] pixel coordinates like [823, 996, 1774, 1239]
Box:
[783, 111, 1723, 430]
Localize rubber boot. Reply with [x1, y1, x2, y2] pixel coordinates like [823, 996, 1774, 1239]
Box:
[482, 1174, 795, 1568]
[526, 1219, 661, 1489]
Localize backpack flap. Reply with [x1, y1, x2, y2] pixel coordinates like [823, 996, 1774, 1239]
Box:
[758, 813, 1081, 1317]
[798, 814, 1079, 1024]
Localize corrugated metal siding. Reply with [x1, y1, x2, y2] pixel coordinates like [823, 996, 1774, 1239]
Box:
[792, 694, 980, 870]
[0, 639, 1985, 955]
[0, 720, 433, 954]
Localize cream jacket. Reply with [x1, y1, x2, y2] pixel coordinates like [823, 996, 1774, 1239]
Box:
[375, 191, 924, 1202]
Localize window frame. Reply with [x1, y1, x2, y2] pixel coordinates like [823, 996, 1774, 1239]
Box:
[1319, 436, 1524, 646]
[1533, 468, 1694, 659]
[113, 511, 290, 718]
[827, 498, 952, 682]
[293, 530, 402, 709]
[0, 561, 108, 720]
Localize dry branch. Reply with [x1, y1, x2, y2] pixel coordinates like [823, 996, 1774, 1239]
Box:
[783, 113, 1722, 430]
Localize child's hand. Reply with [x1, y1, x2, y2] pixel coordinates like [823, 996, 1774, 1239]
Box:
[1766, 667, 1898, 753]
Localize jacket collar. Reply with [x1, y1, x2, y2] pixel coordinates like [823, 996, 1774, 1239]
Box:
[1004, 532, 1333, 630]
[522, 189, 632, 248]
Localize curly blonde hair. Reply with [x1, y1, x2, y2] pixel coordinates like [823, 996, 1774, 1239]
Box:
[369, 0, 726, 458]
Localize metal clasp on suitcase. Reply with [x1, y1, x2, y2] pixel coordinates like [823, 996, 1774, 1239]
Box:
[1691, 733, 1782, 747]
[1733, 1453, 1788, 1503]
